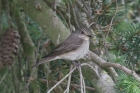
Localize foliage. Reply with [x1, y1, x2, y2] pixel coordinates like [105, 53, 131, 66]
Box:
[26, 18, 42, 43]
[113, 21, 140, 68]
[0, 12, 9, 31]
[116, 73, 140, 93]
[1, 0, 140, 93]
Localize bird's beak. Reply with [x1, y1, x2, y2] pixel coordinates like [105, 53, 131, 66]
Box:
[87, 35, 92, 38]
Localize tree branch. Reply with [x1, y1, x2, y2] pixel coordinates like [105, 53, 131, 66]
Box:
[88, 51, 140, 82]
[39, 79, 95, 91]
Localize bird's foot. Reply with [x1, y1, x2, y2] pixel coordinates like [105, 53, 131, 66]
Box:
[71, 61, 81, 69]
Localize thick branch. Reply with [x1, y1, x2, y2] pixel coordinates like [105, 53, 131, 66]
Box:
[103, 62, 132, 74]
[17, 0, 70, 46]
[12, 7, 39, 93]
[88, 51, 140, 82]
[81, 61, 116, 93]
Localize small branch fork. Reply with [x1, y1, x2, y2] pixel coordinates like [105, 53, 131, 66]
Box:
[44, 52, 140, 93]
[47, 62, 97, 93]
[47, 66, 76, 93]
[64, 65, 73, 93]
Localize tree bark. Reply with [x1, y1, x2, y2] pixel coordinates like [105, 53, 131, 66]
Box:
[82, 61, 116, 93]
[17, 0, 70, 46]
[88, 51, 140, 82]
[10, 2, 39, 93]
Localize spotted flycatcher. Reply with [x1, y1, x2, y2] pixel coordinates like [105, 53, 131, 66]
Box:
[32, 27, 91, 68]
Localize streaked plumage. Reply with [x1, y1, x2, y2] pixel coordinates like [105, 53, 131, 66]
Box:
[32, 27, 91, 68]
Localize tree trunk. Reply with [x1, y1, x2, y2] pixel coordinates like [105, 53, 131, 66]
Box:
[82, 61, 116, 93]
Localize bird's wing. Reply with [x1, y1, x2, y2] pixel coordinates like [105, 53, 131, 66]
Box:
[32, 55, 55, 68]
[44, 33, 83, 57]
[32, 33, 83, 68]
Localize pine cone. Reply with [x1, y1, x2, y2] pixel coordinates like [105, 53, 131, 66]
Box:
[0, 29, 20, 68]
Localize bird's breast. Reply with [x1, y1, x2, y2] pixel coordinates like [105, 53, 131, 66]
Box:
[58, 40, 89, 60]
[75, 40, 89, 59]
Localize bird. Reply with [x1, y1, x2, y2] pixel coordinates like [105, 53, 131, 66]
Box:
[32, 27, 91, 68]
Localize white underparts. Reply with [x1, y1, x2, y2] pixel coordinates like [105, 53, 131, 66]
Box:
[55, 40, 89, 61]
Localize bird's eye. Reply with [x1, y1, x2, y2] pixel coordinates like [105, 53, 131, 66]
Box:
[81, 31, 84, 34]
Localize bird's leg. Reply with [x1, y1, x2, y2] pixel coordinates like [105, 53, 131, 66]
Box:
[72, 61, 85, 92]
[71, 60, 81, 69]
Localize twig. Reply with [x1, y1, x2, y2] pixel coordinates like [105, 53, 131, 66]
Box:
[81, 63, 100, 78]
[88, 50, 140, 82]
[75, 0, 90, 18]
[106, 0, 118, 38]
[52, 0, 57, 13]
[39, 79, 95, 91]
[88, 22, 96, 28]
[47, 67, 76, 93]
[67, 2, 72, 32]
[69, 0, 79, 28]
[78, 66, 84, 93]
[107, 67, 118, 83]
[102, 62, 140, 82]
[56, 9, 69, 29]
[81, 0, 89, 13]
[39, 62, 98, 92]
[0, 69, 9, 84]
[64, 65, 73, 93]
[71, 83, 95, 91]
[121, 0, 125, 5]
[82, 62, 118, 82]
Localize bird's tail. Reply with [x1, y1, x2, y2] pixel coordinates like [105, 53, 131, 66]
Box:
[32, 56, 55, 68]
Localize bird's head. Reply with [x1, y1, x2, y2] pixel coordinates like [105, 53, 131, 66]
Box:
[77, 27, 92, 40]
